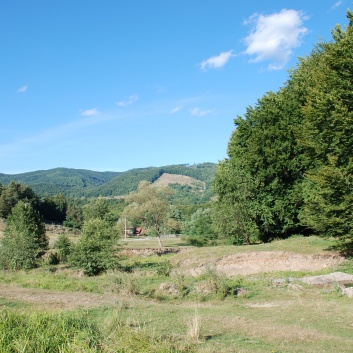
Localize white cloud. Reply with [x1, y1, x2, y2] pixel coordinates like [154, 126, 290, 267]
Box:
[17, 85, 28, 93]
[243, 9, 308, 70]
[200, 50, 234, 71]
[80, 108, 100, 116]
[170, 106, 182, 114]
[332, 0, 343, 10]
[190, 107, 213, 117]
[116, 94, 138, 107]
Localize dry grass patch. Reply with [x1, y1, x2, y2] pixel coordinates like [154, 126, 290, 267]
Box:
[153, 173, 205, 189]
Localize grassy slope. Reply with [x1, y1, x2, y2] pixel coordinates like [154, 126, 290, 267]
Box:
[0, 235, 352, 352]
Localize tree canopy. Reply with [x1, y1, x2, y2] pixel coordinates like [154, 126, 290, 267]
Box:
[213, 10, 353, 250]
[0, 201, 48, 270]
[122, 181, 178, 247]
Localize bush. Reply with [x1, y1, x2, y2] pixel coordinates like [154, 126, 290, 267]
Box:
[156, 261, 173, 276]
[183, 235, 206, 247]
[68, 218, 119, 276]
[54, 234, 72, 262]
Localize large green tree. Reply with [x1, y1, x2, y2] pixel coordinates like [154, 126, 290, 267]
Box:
[0, 181, 39, 219]
[0, 201, 48, 270]
[215, 84, 308, 242]
[122, 181, 176, 247]
[298, 12, 353, 250]
[214, 9, 353, 248]
[82, 197, 113, 223]
[212, 159, 259, 245]
[39, 193, 67, 223]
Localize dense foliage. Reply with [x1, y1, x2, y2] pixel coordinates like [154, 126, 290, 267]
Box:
[0, 201, 48, 270]
[0, 168, 120, 197]
[0, 181, 40, 218]
[213, 11, 353, 250]
[0, 164, 216, 199]
[69, 218, 119, 276]
[122, 181, 180, 247]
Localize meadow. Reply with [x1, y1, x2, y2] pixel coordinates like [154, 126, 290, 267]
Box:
[1, 231, 353, 353]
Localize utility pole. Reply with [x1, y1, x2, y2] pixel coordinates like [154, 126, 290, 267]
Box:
[124, 216, 127, 240]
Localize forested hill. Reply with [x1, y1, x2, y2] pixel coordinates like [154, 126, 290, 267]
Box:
[0, 163, 216, 198]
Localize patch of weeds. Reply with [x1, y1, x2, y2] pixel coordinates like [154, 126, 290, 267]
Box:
[156, 261, 173, 277]
[0, 310, 102, 353]
[196, 268, 234, 300]
[114, 272, 140, 295]
[337, 257, 353, 274]
[187, 309, 201, 342]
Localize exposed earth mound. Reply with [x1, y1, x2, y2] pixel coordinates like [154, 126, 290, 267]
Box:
[182, 251, 344, 277]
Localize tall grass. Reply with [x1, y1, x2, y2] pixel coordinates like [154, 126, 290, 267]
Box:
[0, 309, 194, 353]
[187, 309, 201, 342]
[0, 310, 101, 353]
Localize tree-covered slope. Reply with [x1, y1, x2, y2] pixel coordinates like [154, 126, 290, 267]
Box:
[83, 163, 217, 198]
[0, 168, 120, 197]
[0, 163, 216, 200]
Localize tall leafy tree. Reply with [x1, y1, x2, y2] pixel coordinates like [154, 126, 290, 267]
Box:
[123, 181, 174, 247]
[0, 181, 39, 219]
[39, 193, 67, 223]
[217, 83, 308, 241]
[214, 9, 353, 248]
[82, 197, 112, 222]
[63, 204, 83, 229]
[0, 201, 48, 270]
[298, 11, 353, 250]
[212, 159, 259, 245]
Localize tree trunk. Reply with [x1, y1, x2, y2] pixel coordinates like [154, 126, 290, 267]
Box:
[157, 235, 163, 248]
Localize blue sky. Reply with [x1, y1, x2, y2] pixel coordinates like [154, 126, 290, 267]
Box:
[0, 0, 350, 174]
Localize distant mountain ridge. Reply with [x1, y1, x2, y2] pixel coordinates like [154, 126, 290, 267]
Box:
[0, 163, 216, 199]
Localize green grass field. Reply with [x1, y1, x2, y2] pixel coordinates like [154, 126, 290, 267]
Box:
[0, 233, 352, 352]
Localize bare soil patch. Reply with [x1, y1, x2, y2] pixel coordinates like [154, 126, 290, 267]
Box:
[122, 247, 188, 256]
[183, 251, 344, 277]
[153, 173, 205, 189]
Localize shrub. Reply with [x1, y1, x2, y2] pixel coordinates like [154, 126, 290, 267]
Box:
[68, 218, 119, 276]
[156, 261, 173, 276]
[54, 234, 72, 262]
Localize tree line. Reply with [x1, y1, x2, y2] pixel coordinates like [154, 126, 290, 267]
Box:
[212, 11, 353, 252]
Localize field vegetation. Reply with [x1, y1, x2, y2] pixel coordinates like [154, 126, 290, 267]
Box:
[1, 231, 353, 352]
[1, 9, 353, 353]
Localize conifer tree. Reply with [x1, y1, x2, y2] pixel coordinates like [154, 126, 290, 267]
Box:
[0, 201, 48, 270]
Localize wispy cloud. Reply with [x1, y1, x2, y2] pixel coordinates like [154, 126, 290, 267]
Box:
[243, 9, 308, 70]
[170, 106, 182, 114]
[80, 108, 100, 116]
[17, 85, 28, 93]
[116, 94, 138, 107]
[190, 107, 213, 117]
[0, 113, 115, 157]
[332, 0, 343, 10]
[200, 50, 234, 71]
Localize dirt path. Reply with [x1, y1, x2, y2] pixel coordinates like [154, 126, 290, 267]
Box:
[0, 283, 121, 310]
